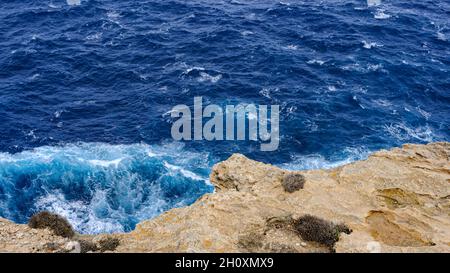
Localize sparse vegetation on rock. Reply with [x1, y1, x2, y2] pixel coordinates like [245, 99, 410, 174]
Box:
[97, 236, 120, 252]
[281, 173, 305, 193]
[28, 211, 75, 238]
[293, 214, 351, 252]
[79, 239, 98, 253]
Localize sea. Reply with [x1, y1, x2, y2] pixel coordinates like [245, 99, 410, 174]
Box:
[0, 0, 448, 233]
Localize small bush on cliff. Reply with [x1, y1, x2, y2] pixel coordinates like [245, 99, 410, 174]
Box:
[97, 236, 120, 252]
[28, 211, 75, 238]
[79, 239, 98, 253]
[293, 215, 352, 252]
[281, 173, 306, 193]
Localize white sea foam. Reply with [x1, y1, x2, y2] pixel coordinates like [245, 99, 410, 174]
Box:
[372, 99, 392, 107]
[341, 63, 386, 73]
[259, 87, 279, 100]
[105, 10, 123, 28]
[259, 88, 271, 99]
[371, 64, 384, 71]
[163, 161, 206, 182]
[245, 13, 257, 20]
[437, 31, 446, 41]
[54, 110, 64, 118]
[147, 150, 159, 157]
[302, 119, 318, 132]
[85, 32, 102, 41]
[107, 11, 121, 19]
[48, 3, 60, 9]
[416, 107, 431, 120]
[285, 105, 297, 115]
[185, 66, 205, 74]
[374, 9, 391, 19]
[307, 59, 325, 65]
[362, 40, 381, 49]
[283, 44, 298, 50]
[26, 130, 37, 140]
[66, 0, 81, 6]
[34, 188, 167, 234]
[35, 192, 123, 234]
[384, 123, 434, 142]
[197, 72, 222, 83]
[29, 73, 40, 80]
[368, 64, 384, 71]
[88, 158, 123, 168]
[241, 30, 254, 36]
[367, 0, 381, 7]
[0, 142, 213, 234]
[327, 85, 337, 92]
[280, 147, 371, 171]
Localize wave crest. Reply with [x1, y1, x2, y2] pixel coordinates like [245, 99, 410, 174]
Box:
[0, 142, 213, 234]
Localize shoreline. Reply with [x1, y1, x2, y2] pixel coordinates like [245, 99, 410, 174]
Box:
[1, 142, 449, 253]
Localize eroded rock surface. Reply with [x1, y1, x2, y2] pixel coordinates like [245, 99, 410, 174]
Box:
[1, 142, 449, 253]
[0, 218, 72, 253]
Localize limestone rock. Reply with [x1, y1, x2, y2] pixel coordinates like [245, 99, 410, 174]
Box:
[0, 218, 72, 253]
[65, 241, 81, 253]
[118, 142, 450, 253]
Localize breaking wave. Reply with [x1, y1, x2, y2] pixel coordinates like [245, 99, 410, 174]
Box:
[0, 142, 213, 234]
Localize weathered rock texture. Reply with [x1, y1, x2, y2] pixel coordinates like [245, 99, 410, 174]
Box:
[1, 142, 449, 253]
[0, 218, 73, 253]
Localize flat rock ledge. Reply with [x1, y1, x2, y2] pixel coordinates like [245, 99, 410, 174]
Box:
[1, 142, 449, 253]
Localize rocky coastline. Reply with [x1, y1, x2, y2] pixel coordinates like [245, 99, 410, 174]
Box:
[1, 142, 449, 253]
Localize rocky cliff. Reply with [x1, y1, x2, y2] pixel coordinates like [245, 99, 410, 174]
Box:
[1, 142, 449, 253]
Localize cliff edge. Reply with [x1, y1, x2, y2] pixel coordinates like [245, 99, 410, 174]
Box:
[1, 142, 449, 253]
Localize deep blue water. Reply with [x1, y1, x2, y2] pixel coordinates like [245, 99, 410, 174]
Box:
[0, 0, 449, 233]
